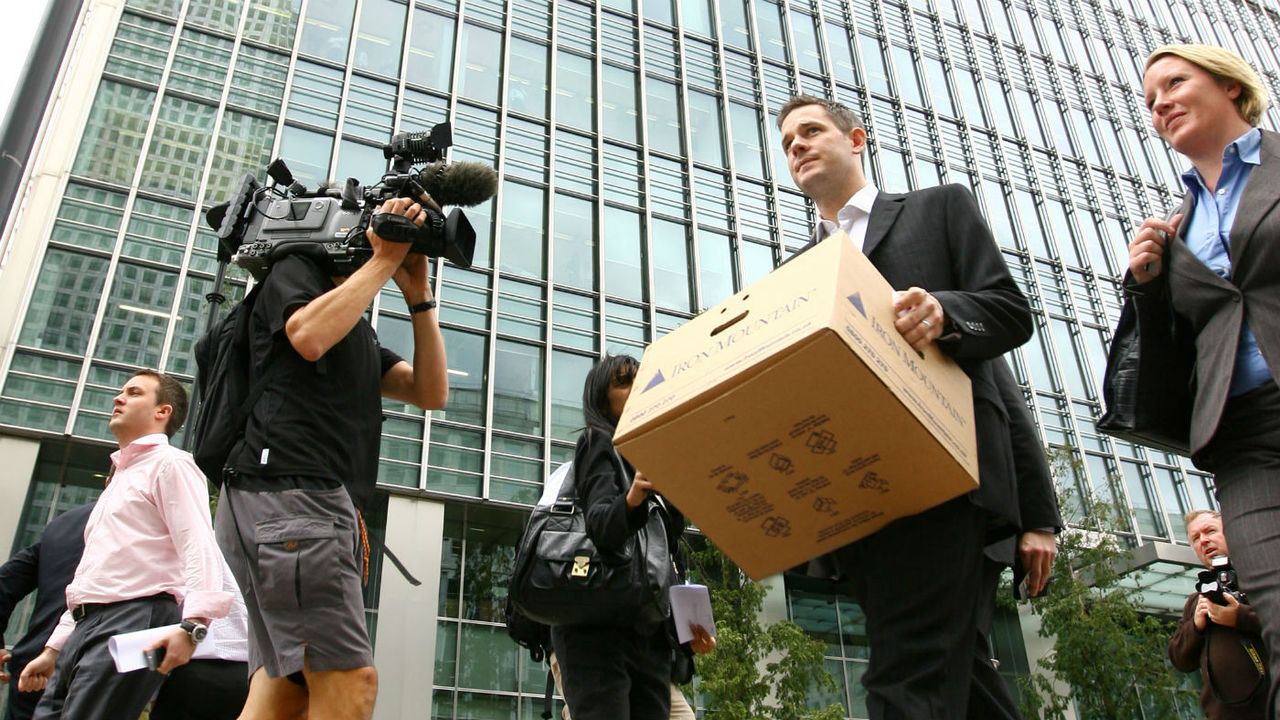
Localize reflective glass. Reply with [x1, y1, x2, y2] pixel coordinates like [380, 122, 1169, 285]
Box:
[139, 96, 216, 202]
[18, 250, 110, 356]
[353, 0, 407, 77]
[286, 61, 345, 130]
[335, 139, 388, 183]
[459, 24, 503, 105]
[754, 0, 788, 61]
[508, 38, 549, 118]
[697, 230, 734, 308]
[550, 351, 592, 441]
[552, 194, 596, 291]
[228, 46, 290, 115]
[720, 0, 751, 49]
[93, 263, 180, 368]
[345, 75, 398, 142]
[729, 102, 765, 178]
[499, 181, 547, 280]
[406, 8, 456, 91]
[790, 10, 822, 73]
[72, 81, 156, 187]
[602, 206, 645, 302]
[243, 0, 302, 49]
[437, 329, 487, 426]
[171, 29, 232, 102]
[680, 0, 714, 36]
[556, 51, 595, 131]
[105, 13, 172, 86]
[646, 78, 683, 156]
[493, 340, 544, 435]
[205, 112, 277, 206]
[651, 218, 692, 312]
[298, 0, 357, 64]
[277, 125, 334, 190]
[601, 65, 640, 143]
[688, 91, 726, 167]
[50, 185, 127, 254]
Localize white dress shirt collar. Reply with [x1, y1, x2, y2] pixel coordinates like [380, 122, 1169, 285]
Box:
[815, 184, 880, 251]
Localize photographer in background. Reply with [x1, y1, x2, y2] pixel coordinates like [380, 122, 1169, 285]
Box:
[1169, 510, 1268, 720]
[214, 196, 448, 720]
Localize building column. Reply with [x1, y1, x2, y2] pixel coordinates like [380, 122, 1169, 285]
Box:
[0, 435, 41, 550]
[372, 494, 445, 720]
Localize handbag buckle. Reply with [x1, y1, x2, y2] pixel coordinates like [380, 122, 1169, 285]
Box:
[571, 555, 590, 577]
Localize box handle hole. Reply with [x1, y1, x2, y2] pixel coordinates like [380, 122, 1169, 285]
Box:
[711, 310, 749, 336]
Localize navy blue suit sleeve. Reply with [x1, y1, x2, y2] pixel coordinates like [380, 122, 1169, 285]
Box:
[575, 430, 648, 554]
[0, 541, 40, 646]
[932, 186, 1035, 360]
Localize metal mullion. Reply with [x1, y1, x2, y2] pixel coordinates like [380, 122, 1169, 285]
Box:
[471, 0, 518, 503]
[631, 10, 669, 322]
[743, 0, 794, 260]
[706, 0, 752, 281]
[65, 0, 195, 432]
[667, 15, 711, 315]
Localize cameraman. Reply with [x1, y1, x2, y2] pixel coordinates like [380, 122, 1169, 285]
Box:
[214, 196, 447, 720]
[1169, 510, 1268, 720]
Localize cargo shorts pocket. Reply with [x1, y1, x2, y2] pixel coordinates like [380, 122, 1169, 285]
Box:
[254, 516, 345, 610]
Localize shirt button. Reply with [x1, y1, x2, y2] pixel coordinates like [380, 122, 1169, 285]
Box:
[1227, 146, 1237, 155]
[1217, 188, 1227, 195]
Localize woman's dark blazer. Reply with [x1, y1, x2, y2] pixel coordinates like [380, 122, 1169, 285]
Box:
[1132, 129, 1280, 459]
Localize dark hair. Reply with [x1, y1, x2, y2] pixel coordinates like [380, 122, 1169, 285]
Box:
[132, 369, 189, 437]
[776, 94, 865, 133]
[581, 354, 640, 438]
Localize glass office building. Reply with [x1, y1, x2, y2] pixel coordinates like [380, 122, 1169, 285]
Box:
[1, 0, 1278, 717]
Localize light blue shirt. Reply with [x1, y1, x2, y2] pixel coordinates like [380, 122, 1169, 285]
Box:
[1180, 127, 1272, 396]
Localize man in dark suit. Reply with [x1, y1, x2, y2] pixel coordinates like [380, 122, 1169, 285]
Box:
[779, 94, 1034, 719]
[0, 503, 94, 720]
[966, 361, 1061, 720]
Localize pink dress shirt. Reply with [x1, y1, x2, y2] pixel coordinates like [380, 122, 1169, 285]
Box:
[47, 434, 233, 650]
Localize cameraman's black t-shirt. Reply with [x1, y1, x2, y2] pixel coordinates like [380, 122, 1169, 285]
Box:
[231, 254, 402, 506]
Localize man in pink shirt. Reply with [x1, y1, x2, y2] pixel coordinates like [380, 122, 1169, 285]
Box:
[17, 370, 232, 720]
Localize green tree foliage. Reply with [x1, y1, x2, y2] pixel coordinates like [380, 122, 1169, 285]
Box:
[1016, 449, 1197, 719]
[686, 540, 845, 720]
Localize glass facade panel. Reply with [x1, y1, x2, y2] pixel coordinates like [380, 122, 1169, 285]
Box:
[407, 8, 456, 91]
[353, 0, 407, 77]
[299, 0, 357, 64]
[71, 81, 156, 187]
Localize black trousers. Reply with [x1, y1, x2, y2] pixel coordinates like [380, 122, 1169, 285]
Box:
[149, 659, 249, 720]
[32, 595, 180, 720]
[834, 496, 987, 720]
[550, 621, 672, 720]
[1198, 381, 1280, 720]
[966, 552, 1022, 720]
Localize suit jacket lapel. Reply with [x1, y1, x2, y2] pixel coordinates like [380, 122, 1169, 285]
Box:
[862, 193, 906, 258]
[1230, 129, 1280, 263]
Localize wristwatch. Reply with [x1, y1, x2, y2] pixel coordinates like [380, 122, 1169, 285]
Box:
[408, 299, 438, 314]
[180, 620, 208, 646]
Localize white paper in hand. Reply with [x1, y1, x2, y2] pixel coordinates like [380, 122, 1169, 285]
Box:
[107, 624, 181, 672]
[670, 584, 715, 645]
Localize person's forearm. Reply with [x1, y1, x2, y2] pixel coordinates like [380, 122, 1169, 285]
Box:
[286, 257, 399, 361]
[404, 308, 448, 409]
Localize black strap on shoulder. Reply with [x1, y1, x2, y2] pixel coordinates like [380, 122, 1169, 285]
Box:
[542, 667, 555, 720]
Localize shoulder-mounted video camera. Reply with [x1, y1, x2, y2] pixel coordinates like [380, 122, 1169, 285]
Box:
[205, 122, 497, 279]
[1197, 555, 1246, 606]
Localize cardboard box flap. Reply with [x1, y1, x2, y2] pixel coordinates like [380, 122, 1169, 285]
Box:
[616, 239, 847, 443]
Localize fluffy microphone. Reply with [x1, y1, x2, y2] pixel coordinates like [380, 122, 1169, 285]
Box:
[415, 161, 499, 208]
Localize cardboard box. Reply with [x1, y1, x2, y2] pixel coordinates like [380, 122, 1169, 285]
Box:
[613, 232, 978, 580]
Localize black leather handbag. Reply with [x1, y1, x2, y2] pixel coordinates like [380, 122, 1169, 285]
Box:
[509, 447, 674, 628]
[1097, 281, 1195, 456]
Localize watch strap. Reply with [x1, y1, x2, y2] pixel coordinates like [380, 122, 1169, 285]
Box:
[408, 299, 438, 314]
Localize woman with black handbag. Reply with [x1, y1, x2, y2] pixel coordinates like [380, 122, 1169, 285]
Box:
[551, 354, 694, 719]
[1124, 43, 1280, 715]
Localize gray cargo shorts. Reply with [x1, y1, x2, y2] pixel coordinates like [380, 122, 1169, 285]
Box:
[215, 482, 372, 678]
